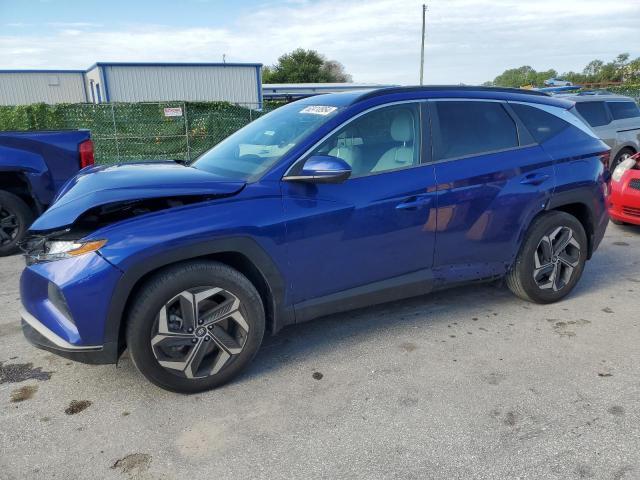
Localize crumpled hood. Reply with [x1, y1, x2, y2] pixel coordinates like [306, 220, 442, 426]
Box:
[30, 161, 245, 231]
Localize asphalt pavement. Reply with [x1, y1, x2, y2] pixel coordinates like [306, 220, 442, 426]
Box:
[1, 223, 639, 480]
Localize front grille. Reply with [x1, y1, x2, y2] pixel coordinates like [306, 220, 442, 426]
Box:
[622, 206, 640, 218]
[629, 178, 640, 191]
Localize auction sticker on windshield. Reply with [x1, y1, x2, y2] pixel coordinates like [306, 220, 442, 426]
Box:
[300, 106, 338, 115]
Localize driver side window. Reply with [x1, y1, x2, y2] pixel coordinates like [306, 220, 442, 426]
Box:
[311, 103, 422, 178]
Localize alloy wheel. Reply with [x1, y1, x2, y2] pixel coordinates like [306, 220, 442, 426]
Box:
[150, 287, 249, 379]
[533, 226, 581, 292]
[0, 206, 19, 246]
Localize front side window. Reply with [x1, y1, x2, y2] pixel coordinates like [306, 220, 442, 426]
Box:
[607, 101, 640, 120]
[432, 101, 518, 160]
[310, 103, 422, 178]
[193, 103, 343, 181]
[575, 101, 610, 127]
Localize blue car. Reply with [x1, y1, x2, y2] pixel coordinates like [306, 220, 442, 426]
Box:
[20, 87, 610, 392]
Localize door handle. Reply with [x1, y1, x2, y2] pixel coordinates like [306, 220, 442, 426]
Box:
[396, 195, 432, 210]
[520, 173, 550, 186]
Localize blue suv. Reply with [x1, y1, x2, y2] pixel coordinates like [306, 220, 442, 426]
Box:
[20, 87, 610, 392]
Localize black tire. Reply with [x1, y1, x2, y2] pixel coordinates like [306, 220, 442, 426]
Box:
[506, 211, 587, 304]
[126, 260, 265, 393]
[0, 190, 34, 257]
[610, 147, 635, 172]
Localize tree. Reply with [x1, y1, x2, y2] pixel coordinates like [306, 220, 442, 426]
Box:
[262, 49, 352, 83]
[583, 59, 604, 78]
[488, 53, 637, 87]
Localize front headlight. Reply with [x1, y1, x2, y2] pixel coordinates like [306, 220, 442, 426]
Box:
[26, 239, 107, 264]
[612, 157, 637, 182]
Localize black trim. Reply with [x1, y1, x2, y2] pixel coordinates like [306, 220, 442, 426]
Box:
[103, 237, 293, 362]
[22, 320, 118, 365]
[616, 127, 640, 133]
[294, 269, 434, 323]
[503, 102, 536, 146]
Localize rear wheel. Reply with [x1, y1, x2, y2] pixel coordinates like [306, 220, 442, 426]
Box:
[506, 211, 587, 303]
[126, 261, 265, 393]
[0, 190, 33, 257]
[611, 148, 635, 171]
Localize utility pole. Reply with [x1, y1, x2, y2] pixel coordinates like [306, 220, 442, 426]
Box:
[420, 4, 426, 85]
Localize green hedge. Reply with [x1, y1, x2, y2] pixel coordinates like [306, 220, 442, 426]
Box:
[0, 101, 284, 164]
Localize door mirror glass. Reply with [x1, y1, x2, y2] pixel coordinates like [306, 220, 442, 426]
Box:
[284, 155, 352, 183]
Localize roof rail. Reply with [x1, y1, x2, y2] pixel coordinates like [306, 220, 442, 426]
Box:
[354, 85, 550, 103]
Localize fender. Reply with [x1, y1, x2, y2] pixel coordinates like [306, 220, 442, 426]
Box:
[545, 185, 607, 258]
[0, 138, 57, 207]
[102, 236, 294, 360]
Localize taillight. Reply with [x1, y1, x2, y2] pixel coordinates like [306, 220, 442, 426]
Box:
[79, 139, 95, 169]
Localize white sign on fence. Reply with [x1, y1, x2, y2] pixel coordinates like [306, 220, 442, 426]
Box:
[163, 107, 183, 117]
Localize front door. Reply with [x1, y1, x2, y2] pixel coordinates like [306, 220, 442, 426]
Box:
[281, 102, 437, 315]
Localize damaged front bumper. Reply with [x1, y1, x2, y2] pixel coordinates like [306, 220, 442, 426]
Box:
[20, 251, 123, 364]
[21, 311, 117, 364]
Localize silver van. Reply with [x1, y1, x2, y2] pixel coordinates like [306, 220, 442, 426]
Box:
[563, 93, 640, 169]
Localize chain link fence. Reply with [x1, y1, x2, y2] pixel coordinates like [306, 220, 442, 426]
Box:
[0, 101, 282, 164]
[1, 86, 639, 164]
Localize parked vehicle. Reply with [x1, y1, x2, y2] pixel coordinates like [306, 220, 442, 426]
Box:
[544, 78, 573, 87]
[563, 94, 640, 170]
[609, 152, 640, 225]
[0, 130, 94, 255]
[20, 86, 610, 393]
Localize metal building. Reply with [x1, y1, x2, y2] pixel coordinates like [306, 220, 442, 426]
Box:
[0, 62, 262, 107]
[84, 62, 262, 106]
[0, 70, 86, 105]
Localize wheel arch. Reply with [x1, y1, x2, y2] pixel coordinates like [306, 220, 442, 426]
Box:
[0, 170, 43, 215]
[104, 237, 293, 360]
[545, 193, 597, 259]
[615, 144, 637, 156]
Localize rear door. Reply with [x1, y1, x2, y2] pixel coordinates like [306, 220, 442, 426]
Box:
[429, 99, 555, 283]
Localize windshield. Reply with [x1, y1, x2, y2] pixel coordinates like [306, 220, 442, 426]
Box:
[193, 103, 343, 181]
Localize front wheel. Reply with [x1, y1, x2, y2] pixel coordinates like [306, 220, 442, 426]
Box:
[126, 261, 265, 393]
[506, 211, 587, 304]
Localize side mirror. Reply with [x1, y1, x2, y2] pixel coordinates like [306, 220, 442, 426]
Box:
[284, 155, 352, 184]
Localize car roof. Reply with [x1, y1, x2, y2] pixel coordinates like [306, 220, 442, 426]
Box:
[295, 86, 574, 109]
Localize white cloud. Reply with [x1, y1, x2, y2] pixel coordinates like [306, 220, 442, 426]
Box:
[0, 0, 638, 85]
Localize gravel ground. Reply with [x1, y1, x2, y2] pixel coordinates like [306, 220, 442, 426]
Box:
[1, 223, 639, 480]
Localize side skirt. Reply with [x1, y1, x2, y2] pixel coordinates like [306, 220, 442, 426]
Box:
[293, 269, 434, 324]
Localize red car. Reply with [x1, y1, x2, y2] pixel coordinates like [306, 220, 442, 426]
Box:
[609, 152, 640, 225]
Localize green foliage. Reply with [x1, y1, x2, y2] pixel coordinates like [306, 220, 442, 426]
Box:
[0, 101, 285, 164]
[489, 53, 640, 87]
[490, 66, 557, 88]
[262, 48, 352, 83]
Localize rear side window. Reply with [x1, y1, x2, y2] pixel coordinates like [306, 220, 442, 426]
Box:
[510, 103, 569, 143]
[575, 102, 610, 127]
[432, 101, 518, 160]
[607, 101, 640, 120]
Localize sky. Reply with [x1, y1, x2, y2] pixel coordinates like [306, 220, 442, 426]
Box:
[1, 0, 639, 85]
